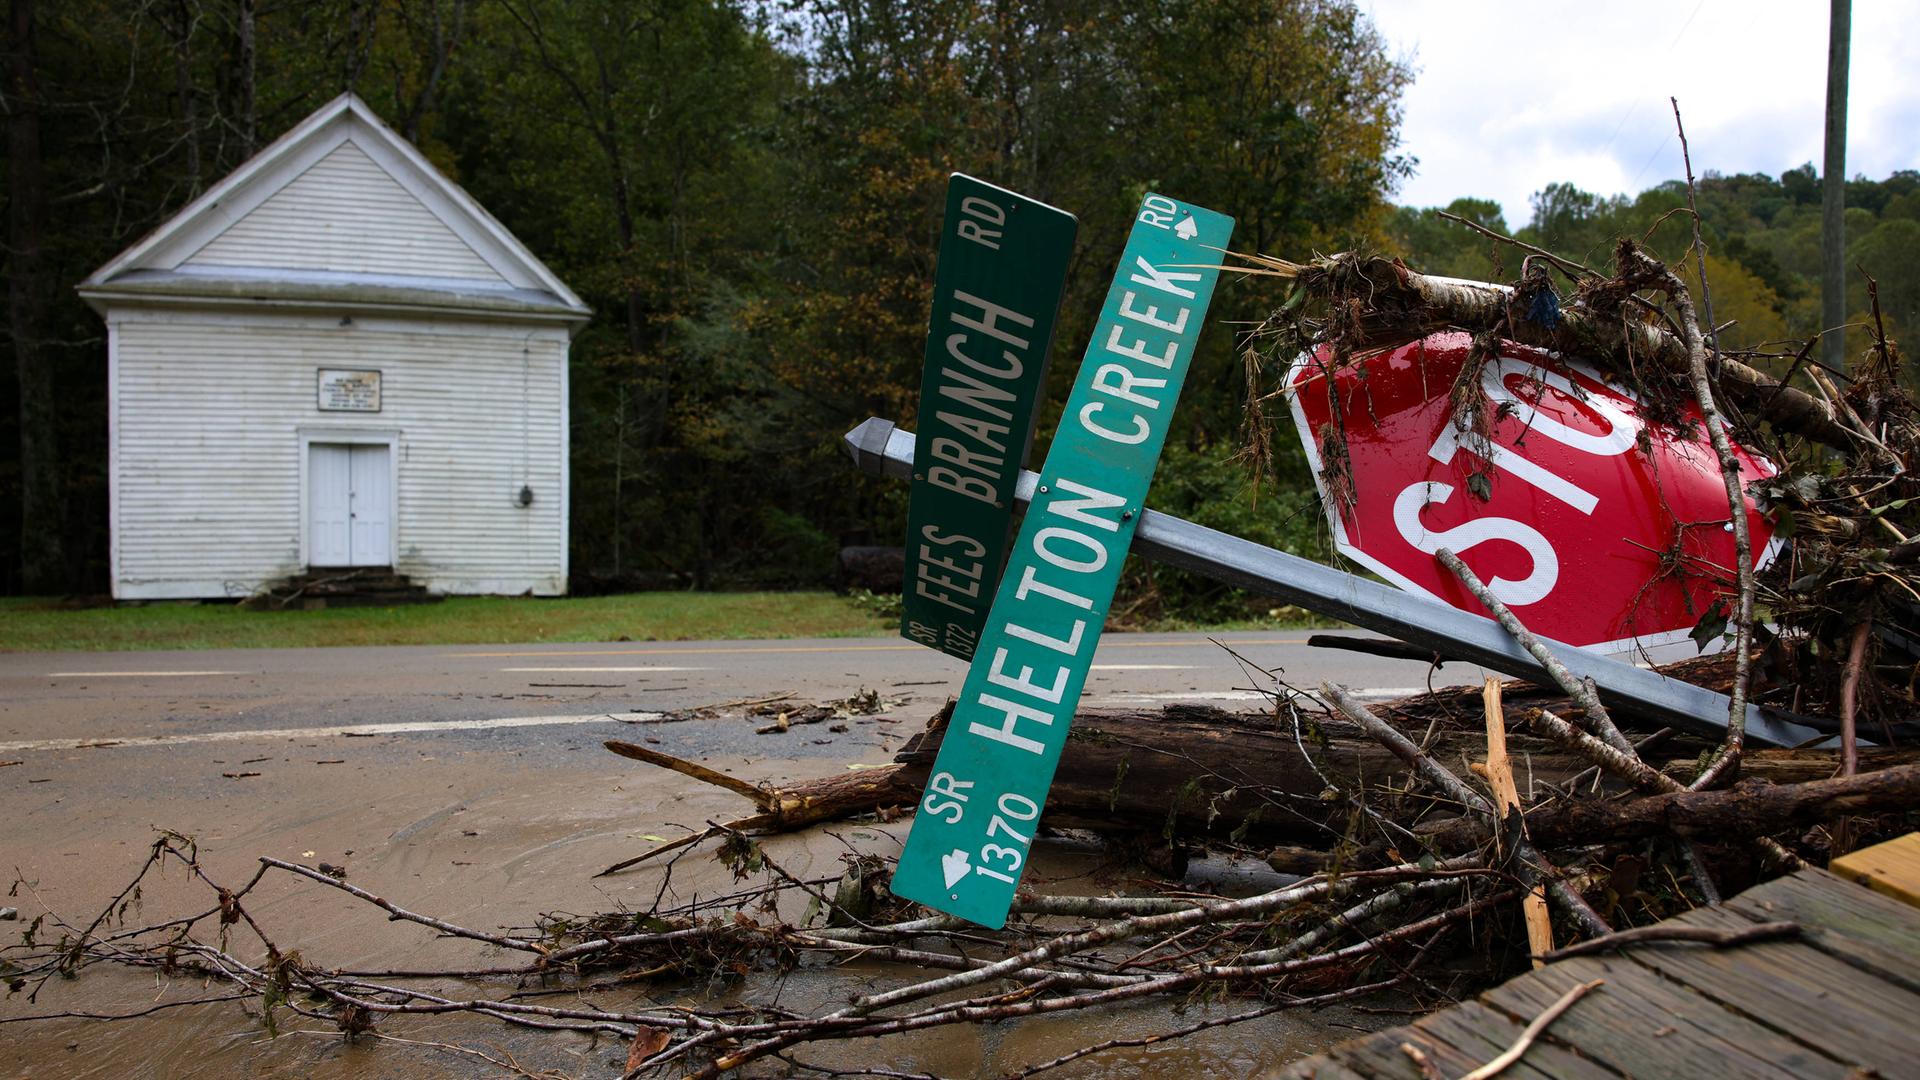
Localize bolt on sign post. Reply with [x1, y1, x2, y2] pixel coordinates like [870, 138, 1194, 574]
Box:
[1286, 333, 1780, 651]
[900, 175, 1078, 663]
[890, 194, 1234, 928]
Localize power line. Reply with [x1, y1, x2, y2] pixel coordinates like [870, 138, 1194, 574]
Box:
[1578, 0, 1709, 204]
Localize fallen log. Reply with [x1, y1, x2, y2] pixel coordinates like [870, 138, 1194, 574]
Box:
[597, 702, 1582, 874]
[1667, 746, 1920, 786]
[1415, 764, 1920, 852]
[889, 701, 1601, 843]
[601, 695, 1919, 872]
[599, 691, 1920, 878]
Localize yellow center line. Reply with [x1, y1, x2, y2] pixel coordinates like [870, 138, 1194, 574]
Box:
[446, 638, 1311, 658]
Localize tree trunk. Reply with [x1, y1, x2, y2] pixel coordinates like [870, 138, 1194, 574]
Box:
[891, 703, 1428, 843]
[400, 0, 467, 143]
[8, 0, 66, 593]
[605, 166, 647, 355]
[172, 0, 201, 193]
[343, 0, 373, 90]
[612, 382, 626, 577]
[1416, 763, 1920, 853]
[709, 704, 1602, 847]
[236, 0, 256, 154]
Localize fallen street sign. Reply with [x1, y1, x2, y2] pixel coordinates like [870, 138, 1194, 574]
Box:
[1286, 332, 1780, 651]
[900, 175, 1078, 662]
[890, 194, 1234, 928]
[846, 417, 1827, 748]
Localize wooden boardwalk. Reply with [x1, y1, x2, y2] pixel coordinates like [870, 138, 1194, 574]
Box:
[1277, 865, 1920, 1079]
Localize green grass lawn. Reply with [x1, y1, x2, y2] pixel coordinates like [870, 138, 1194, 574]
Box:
[0, 592, 896, 653]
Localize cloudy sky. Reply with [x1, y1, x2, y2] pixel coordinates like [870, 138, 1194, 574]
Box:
[1359, 1, 1920, 226]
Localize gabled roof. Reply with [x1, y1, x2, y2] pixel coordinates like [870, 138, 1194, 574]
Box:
[80, 93, 590, 325]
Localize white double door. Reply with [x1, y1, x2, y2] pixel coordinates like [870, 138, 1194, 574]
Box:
[308, 443, 392, 567]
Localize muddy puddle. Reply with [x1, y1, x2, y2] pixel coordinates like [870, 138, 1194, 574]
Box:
[3, 733, 1384, 1077]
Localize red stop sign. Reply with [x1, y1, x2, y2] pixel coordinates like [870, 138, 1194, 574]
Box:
[1286, 332, 1779, 651]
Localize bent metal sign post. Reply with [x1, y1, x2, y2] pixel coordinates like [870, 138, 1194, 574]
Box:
[900, 175, 1077, 662]
[891, 193, 1234, 928]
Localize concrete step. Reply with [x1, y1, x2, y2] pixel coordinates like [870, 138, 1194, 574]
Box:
[249, 569, 443, 609]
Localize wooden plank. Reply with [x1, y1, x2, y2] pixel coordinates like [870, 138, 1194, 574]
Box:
[1724, 867, 1920, 994]
[1336, 1014, 1482, 1076]
[1479, 953, 1851, 1079]
[1270, 1057, 1372, 1080]
[1272, 866, 1920, 1080]
[1830, 831, 1920, 908]
[1303, 998, 1614, 1080]
[1332, 1025, 1508, 1080]
[1410, 1001, 1623, 1080]
[1626, 905, 1920, 1077]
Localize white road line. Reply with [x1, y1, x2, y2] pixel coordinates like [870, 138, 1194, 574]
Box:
[449, 638, 1312, 658]
[46, 671, 243, 678]
[0, 712, 663, 755]
[499, 666, 709, 673]
[1100, 691, 1272, 703]
[1099, 687, 1430, 704]
[1088, 664, 1195, 671]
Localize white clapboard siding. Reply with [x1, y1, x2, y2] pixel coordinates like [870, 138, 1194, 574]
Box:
[113, 315, 566, 597]
[184, 140, 505, 282]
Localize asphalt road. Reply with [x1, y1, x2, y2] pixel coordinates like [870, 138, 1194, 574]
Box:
[0, 629, 1468, 758]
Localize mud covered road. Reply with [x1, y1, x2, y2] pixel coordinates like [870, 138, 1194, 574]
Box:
[0, 631, 1467, 1077]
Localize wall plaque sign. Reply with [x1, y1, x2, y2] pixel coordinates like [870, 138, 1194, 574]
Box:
[318, 368, 382, 412]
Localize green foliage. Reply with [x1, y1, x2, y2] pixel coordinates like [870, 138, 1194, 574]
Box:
[845, 588, 904, 623]
[1527, 181, 1633, 264]
[1386, 197, 1513, 280]
[750, 507, 841, 588]
[1394, 167, 1920, 358]
[1850, 219, 1920, 348]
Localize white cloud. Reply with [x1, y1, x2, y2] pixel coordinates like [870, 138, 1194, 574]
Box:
[1361, 0, 1920, 225]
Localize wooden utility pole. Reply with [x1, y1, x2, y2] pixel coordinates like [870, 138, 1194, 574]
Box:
[1822, 0, 1851, 371]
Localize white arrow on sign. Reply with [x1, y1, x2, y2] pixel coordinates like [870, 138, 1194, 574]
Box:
[942, 849, 973, 889]
[1174, 215, 1198, 240]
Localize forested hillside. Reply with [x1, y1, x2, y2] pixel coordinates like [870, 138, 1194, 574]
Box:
[1389, 170, 1920, 358]
[3, 0, 1912, 611]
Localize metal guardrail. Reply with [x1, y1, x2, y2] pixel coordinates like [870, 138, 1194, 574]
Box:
[845, 417, 1828, 748]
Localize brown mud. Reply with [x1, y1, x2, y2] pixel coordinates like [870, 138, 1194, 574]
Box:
[2, 733, 1385, 1077]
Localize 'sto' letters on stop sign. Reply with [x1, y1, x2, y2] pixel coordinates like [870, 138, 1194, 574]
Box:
[1286, 332, 1779, 651]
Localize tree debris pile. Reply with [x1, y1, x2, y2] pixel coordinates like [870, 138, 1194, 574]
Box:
[1236, 232, 1920, 737]
[1135, 175, 1920, 1043]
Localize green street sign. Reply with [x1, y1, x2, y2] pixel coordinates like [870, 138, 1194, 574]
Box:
[901, 175, 1077, 663]
[890, 193, 1235, 928]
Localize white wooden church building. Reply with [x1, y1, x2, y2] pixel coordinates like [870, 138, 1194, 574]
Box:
[80, 93, 589, 600]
